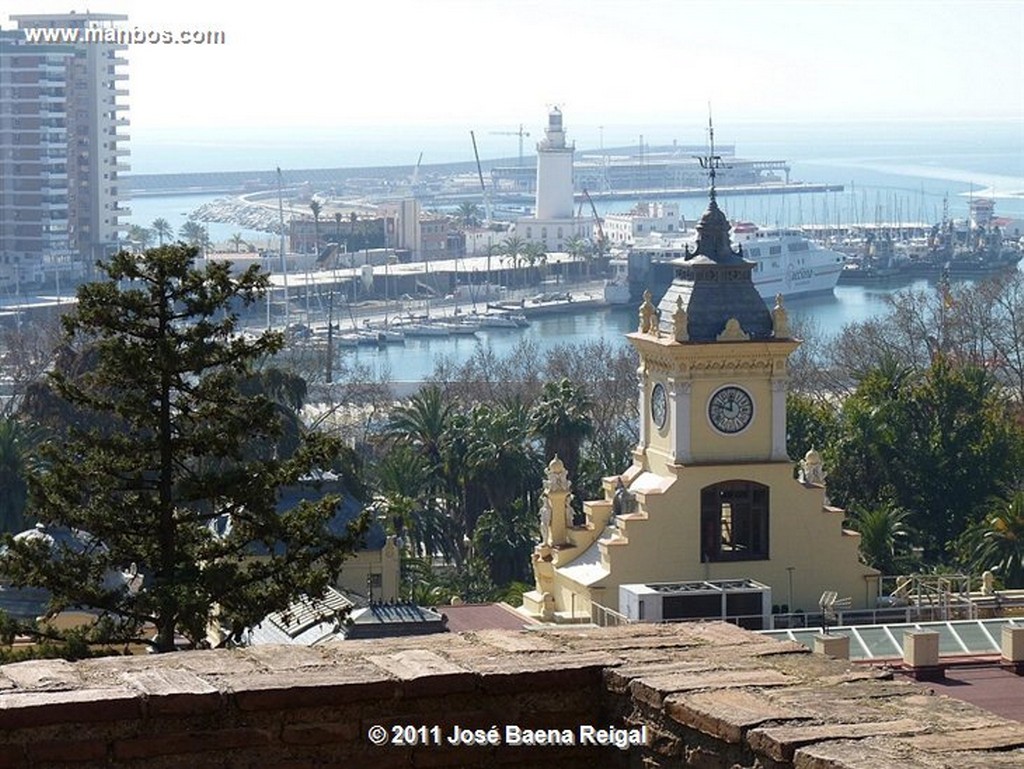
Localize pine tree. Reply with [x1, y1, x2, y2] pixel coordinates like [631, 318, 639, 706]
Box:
[1, 245, 366, 652]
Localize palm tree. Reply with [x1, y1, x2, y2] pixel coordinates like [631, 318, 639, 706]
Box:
[968, 492, 1024, 588]
[465, 399, 540, 522]
[374, 445, 459, 563]
[125, 224, 152, 252]
[309, 199, 322, 257]
[385, 385, 453, 474]
[151, 217, 173, 246]
[500, 236, 526, 291]
[473, 502, 536, 585]
[383, 386, 468, 562]
[179, 220, 211, 256]
[847, 505, 910, 575]
[456, 202, 482, 228]
[229, 232, 246, 253]
[523, 242, 547, 288]
[564, 235, 592, 279]
[530, 378, 593, 482]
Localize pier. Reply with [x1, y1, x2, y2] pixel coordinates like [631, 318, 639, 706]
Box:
[123, 146, 836, 204]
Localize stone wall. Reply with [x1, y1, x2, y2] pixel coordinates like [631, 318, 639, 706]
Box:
[1, 622, 1023, 768]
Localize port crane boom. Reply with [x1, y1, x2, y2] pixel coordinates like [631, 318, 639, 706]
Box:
[470, 130, 492, 224]
[489, 124, 531, 166]
[582, 188, 606, 255]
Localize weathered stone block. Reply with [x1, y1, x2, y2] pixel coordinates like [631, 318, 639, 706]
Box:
[1, 659, 83, 691]
[748, 719, 923, 762]
[813, 633, 850, 660]
[121, 667, 221, 715]
[902, 630, 939, 669]
[900, 723, 1024, 753]
[664, 688, 811, 743]
[1001, 625, 1024, 664]
[0, 687, 141, 729]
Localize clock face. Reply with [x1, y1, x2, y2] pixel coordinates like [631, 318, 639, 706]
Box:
[708, 386, 754, 434]
[651, 383, 668, 429]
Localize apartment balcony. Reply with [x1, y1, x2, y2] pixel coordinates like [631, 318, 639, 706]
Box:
[112, 162, 130, 172]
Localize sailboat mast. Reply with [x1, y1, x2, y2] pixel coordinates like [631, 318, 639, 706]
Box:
[277, 167, 289, 328]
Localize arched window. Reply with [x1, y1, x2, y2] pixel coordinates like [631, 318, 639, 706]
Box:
[700, 481, 769, 562]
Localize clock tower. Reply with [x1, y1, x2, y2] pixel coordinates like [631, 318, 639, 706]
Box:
[521, 150, 877, 626]
[630, 188, 798, 472]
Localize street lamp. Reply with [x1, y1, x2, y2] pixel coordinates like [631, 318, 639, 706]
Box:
[786, 566, 795, 616]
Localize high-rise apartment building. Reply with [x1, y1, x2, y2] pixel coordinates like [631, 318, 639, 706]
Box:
[0, 12, 129, 291]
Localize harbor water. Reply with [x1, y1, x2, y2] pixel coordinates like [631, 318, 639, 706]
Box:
[121, 118, 1023, 384]
[329, 280, 929, 384]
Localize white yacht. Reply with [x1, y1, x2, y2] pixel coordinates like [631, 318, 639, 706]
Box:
[731, 222, 845, 298]
[627, 222, 843, 303]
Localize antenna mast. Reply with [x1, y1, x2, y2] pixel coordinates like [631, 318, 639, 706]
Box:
[697, 105, 722, 199]
[277, 167, 289, 328]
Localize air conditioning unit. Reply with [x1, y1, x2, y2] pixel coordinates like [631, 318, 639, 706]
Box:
[620, 579, 772, 630]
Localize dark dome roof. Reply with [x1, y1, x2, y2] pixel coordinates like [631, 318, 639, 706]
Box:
[656, 194, 772, 341]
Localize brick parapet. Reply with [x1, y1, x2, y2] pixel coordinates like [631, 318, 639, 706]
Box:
[0, 622, 1019, 768]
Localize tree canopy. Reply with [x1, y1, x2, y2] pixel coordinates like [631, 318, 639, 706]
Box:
[825, 355, 1024, 563]
[0, 245, 366, 652]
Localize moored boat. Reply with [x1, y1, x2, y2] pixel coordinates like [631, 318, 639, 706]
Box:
[627, 222, 843, 305]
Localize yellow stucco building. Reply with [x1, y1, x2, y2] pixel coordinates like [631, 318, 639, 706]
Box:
[521, 189, 879, 625]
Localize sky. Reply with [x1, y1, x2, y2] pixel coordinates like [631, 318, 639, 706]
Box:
[3, 0, 1023, 135]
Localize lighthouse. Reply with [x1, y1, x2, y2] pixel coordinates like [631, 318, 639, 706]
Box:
[535, 107, 575, 220]
[515, 107, 593, 253]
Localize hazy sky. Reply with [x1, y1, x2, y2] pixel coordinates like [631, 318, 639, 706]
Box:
[4, 0, 1023, 133]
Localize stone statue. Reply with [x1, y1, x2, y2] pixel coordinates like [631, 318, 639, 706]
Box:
[772, 293, 791, 338]
[801, 447, 826, 485]
[539, 496, 552, 546]
[672, 296, 689, 342]
[639, 290, 657, 334]
[545, 455, 570, 493]
[612, 478, 635, 517]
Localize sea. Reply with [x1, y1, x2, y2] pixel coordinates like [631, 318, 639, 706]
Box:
[125, 118, 1024, 383]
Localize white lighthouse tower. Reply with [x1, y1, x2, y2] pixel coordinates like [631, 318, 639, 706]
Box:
[515, 107, 593, 253]
[535, 107, 575, 220]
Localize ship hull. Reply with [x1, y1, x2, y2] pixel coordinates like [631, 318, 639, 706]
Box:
[628, 228, 843, 306]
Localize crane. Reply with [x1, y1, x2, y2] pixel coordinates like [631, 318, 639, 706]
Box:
[410, 151, 423, 197]
[489, 124, 531, 166]
[469, 130, 492, 224]
[582, 188, 606, 256]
